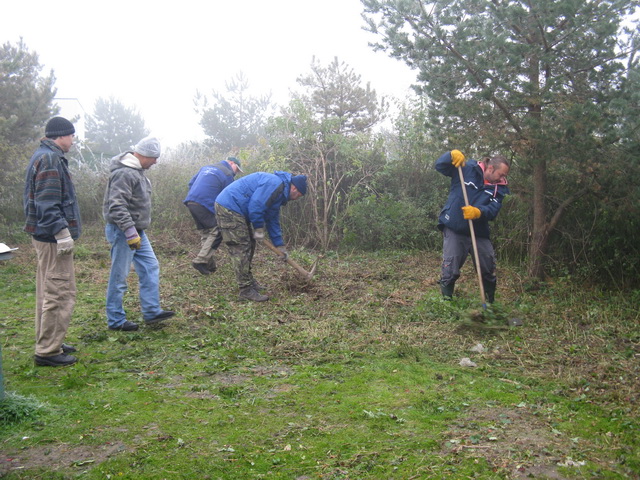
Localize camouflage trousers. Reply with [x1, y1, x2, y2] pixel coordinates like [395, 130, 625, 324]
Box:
[214, 204, 256, 289]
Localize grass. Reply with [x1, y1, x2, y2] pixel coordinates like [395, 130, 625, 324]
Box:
[0, 224, 638, 479]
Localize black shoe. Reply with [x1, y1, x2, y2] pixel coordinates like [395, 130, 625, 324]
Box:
[192, 262, 210, 275]
[206, 259, 217, 274]
[109, 320, 139, 331]
[145, 310, 175, 325]
[61, 343, 77, 353]
[34, 353, 77, 367]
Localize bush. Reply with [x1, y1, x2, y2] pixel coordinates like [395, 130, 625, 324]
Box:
[341, 194, 440, 250]
[146, 143, 223, 241]
[0, 142, 32, 230]
[72, 164, 109, 224]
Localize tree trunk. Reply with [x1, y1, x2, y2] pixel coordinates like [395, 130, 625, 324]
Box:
[526, 36, 548, 280]
[529, 157, 548, 278]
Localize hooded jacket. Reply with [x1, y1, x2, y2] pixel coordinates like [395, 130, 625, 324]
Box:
[436, 151, 509, 239]
[23, 139, 81, 242]
[215, 171, 292, 247]
[102, 152, 152, 231]
[183, 160, 236, 213]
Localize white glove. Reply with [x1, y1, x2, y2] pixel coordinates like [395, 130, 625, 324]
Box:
[253, 227, 265, 240]
[54, 228, 74, 256]
[277, 246, 288, 261]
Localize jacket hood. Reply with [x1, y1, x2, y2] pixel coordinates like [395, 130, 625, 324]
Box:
[109, 151, 142, 172]
[273, 171, 292, 200]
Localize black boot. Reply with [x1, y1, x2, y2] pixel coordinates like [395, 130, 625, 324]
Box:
[440, 281, 455, 300]
[483, 280, 496, 304]
[206, 257, 217, 274]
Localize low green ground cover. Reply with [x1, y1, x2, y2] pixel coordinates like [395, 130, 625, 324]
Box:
[1, 227, 638, 479]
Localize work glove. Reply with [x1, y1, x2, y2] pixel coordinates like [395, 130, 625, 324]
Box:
[253, 227, 265, 240]
[451, 149, 466, 168]
[124, 226, 141, 250]
[462, 205, 481, 220]
[277, 246, 289, 261]
[54, 228, 74, 256]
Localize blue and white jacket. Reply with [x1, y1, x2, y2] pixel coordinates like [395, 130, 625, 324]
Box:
[215, 171, 293, 247]
[436, 151, 509, 239]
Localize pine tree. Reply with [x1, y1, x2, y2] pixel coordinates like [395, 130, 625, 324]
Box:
[363, 0, 640, 278]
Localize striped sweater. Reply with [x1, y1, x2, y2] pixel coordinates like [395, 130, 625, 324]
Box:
[23, 139, 81, 242]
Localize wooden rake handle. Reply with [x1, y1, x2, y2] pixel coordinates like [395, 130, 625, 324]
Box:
[457, 166, 487, 308]
[261, 239, 316, 281]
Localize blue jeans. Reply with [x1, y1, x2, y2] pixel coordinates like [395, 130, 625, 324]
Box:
[105, 224, 162, 328]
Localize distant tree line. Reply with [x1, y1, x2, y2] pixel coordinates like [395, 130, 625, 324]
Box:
[1, 0, 639, 289]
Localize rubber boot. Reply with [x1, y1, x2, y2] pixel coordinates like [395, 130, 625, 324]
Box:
[239, 286, 269, 302]
[483, 280, 496, 304]
[440, 281, 455, 300]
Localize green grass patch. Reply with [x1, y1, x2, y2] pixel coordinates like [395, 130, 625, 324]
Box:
[0, 229, 638, 478]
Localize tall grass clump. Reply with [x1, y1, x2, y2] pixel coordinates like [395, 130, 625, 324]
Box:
[0, 392, 47, 426]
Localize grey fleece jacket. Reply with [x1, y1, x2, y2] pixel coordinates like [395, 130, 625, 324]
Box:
[102, 152, 152, 231]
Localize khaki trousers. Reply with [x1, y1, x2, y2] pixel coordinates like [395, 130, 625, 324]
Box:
[193, 227, 222, 271]
[186, 201, 222, 270]
[33, 239, 76, 356]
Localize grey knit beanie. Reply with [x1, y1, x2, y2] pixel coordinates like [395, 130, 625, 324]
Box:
[133, 137, 161, 158]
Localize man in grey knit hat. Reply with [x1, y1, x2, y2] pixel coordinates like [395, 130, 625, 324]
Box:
[103, 136, 175, 331]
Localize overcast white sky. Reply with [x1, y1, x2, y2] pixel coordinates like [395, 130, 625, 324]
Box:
[1, 0, 418, 148]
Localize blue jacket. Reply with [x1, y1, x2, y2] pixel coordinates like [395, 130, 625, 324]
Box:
[215, 171, 293, 247]
[436, 151, 509, 239]
[24, 139, 81, 242]
[184, 160, 235, 214]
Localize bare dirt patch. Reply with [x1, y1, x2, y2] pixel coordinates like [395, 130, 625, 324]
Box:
[442, 406, 574, 479]
[1, 441, 126, 476]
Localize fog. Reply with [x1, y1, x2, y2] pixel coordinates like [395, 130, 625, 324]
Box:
[2, 0, 417, 147]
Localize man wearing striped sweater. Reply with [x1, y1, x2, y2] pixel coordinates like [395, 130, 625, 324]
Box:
[24, 116, 81, 367]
